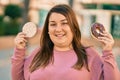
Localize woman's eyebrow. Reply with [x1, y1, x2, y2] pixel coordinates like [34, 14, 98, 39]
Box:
[61, 19, 67, 22]
[49, 19, 67, 23]
[49, 21, 55, 23]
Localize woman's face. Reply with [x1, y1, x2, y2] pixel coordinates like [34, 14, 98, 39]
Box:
[48, 13, 73, 51]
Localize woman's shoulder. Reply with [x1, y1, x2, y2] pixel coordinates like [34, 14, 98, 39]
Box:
[24, 46, 40, 67]
[85, 46, 99, 56]
[25, 46, 40, 60]
[84, 46, 103, 62]
[85, 46, 104, 80]
[85, 46, 103, 73]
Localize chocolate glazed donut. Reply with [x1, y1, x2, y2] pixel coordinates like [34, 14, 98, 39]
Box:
[91, 22, 105, 39]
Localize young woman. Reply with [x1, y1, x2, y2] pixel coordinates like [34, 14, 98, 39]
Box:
[12, 4, 120, 80]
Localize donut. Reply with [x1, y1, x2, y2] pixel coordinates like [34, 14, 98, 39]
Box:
[91, 22, 105, 39]
[22, 22, 37, 38]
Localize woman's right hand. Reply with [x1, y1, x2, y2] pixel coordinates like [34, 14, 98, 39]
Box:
[14, 32, 28, 49]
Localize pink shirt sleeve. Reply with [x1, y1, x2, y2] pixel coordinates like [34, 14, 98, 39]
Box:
[11, 47, 40, 80]
[11, 48, 26, 80]
[86, 47, 120, 80]
[102, 50, 120, 80]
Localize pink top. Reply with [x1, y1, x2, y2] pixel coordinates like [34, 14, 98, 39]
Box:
[11, 47, 120, 80]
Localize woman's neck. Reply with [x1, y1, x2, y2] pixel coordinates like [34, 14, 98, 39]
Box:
[54, 45, 73, 51]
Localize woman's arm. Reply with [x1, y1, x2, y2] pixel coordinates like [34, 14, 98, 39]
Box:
[98, 31, 120, 80]
[11, 32, 28, 80]
[89, 47, 120, 80]
[102, 50, 120, 80]
[11, 48, 26, 80]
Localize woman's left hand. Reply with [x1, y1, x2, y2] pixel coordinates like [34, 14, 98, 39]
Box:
[98, 31, 114, 51]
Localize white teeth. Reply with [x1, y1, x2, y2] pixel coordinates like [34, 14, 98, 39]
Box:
[57, 34, 63, 37]
[55, 34, 64, 37]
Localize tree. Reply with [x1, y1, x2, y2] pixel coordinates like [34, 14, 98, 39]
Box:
[3, 4, 22, 35]
[4, 4, 22, 19]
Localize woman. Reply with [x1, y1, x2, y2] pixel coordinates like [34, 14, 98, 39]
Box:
[12, 4, 120, 80]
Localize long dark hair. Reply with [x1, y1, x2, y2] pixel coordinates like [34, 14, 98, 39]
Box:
[29, 4, 89, 72]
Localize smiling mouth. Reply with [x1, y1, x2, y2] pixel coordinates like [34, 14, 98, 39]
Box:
[55, 34, 65, 37]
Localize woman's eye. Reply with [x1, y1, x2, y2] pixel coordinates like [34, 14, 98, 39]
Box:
[62, 22, 68, 25]
[50, 24, 56, 26]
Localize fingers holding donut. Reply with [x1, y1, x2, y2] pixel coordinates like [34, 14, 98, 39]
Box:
[98, 31, 114, 51]
[14, 32, 28, 49]
[100, 31, 113, 39]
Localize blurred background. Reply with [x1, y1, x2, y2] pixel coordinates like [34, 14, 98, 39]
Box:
[0, 0, 120, 80]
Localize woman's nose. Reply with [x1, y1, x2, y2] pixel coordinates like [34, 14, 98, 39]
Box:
[55, 24, 62, 32]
